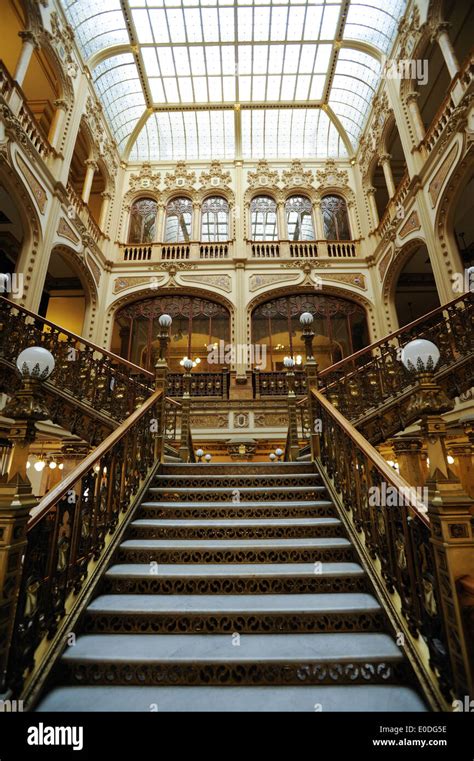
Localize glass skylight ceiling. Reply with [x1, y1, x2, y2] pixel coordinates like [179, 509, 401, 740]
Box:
[61, 0, 407, 161]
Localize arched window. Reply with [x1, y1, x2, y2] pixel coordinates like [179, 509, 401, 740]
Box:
[321, 195, 351, 241]
[286, 196, 315, 241]
[165, 197, 193, 243]
[250, 195, 278, 241]
[128, 197, 157, 244]
[201, 196, 229, 242]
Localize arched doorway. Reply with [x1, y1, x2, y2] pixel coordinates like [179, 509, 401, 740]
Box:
[39, 250, 89, 335]
[453, 172, 474, 267]
[111, 294, 232, 372]
[394, 245, 440, 327]
[251, 292, 369, 372]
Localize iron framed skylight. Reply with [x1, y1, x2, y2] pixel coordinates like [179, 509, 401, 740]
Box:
[61, 0, 407, 161]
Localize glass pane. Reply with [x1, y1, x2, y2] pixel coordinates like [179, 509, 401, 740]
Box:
[285, 196, 315, 241]
[321, 195, 351, 241]
[128, 198, 157, 244]
[201, 197, 229, 242]
[165, 197, 193, 243]
[251, 196, 278, 241]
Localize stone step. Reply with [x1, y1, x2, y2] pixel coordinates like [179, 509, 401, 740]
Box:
[56, 633, 409, 687]
[128, 517, 345, 540]
[102, 562, 367, 595]
[139, 501, 336, 520]
[35, 684, 427, 712]
[154, 473, 322, 486]
[116, 536, 355, 564]
[162, 463, 314, 475]
[83, 592, 384, 634]
[146, 485, 328, 502]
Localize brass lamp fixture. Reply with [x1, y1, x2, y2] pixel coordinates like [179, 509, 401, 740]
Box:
[157, 313, 172, 363]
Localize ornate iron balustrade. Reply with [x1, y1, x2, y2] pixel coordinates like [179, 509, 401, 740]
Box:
[310, 389, 454, 709]
[167, 370, 229, 398]
[0, 298, 154, 426]
[253, 370, 307, 397]
[4, 390, 163, 700]
[318, 293, 474, 442]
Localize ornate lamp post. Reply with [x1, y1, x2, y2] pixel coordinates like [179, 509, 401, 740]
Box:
[300, 312, 315, 362]
[179, 358, 194, 462]
[154, 315, 172, 463]
[0, 346, 54, 693]
[157, 314, 172, 364]
[400, 339, 474, 697]
[283, 357, 299, 461]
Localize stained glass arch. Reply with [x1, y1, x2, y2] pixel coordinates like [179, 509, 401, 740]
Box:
[320, 194, 351, 241]
[128, 197, 158, 244]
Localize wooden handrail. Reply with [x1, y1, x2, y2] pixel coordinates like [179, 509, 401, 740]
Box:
[1, 296, 154, 381]
[319, 292, 471, 379]
[28, 389, 163, 529]
[311, 388, 430, 526]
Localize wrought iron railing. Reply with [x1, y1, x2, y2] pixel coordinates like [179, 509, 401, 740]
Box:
[0, 298, 154, 425]
[253, 370, 307, 397]
[4, 389, 163, 701]
[318, 293, 473, 442]
[309, 389, 456, 709]
[167, 370, 229, 398]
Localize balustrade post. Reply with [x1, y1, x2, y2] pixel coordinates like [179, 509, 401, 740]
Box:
[450, 444, 474, 501]
[284, 359, 300, 462]
[391, 437, 425, 487]
[179, 361, 193, 463]
[154, 314, 172, 463]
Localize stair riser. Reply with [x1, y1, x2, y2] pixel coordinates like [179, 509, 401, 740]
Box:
[140, 505, 336, 519]
[101, 576, 369, 596]
[155, 477, 321, 488]
[115, 547, 356, 564]
[58, 660, 409, 688]
[161, 465, 314, 475]
[127, 525, 346, 540]
[146, 489, 328, 503]
[82, 610, 386, 635]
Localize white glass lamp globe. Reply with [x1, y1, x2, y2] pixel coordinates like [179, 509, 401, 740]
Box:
[159, 314, 172, 328]
[196, 448, 204, 458]
[204, 453, 212, 462]
[49, 461, 57, 470]
[269, 453, 276, 461]
[16, 347, 55, 380]
[401, 340, 440, 373]
[183, 358, 194, 372]
[275, 448, 283, 457]
[34, 459, 46, 472]
[283, 356, 295, 369]
[300, 312, 314, 326]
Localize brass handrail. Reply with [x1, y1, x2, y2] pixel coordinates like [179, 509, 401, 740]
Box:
[28, 389, 162, 530]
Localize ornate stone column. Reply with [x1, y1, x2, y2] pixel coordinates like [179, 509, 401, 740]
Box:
[313, 199, 324, 240]
[277, 200, 286, 241]
[432, 22, 460, 80]
[98, 191, 112, 232]
[81, 159, 98, 205]
[47, 99, 68, 151]
[406, 92, 426, 144]
[14, 31, 38, 87]
[392, 437, 425, 487]
[378, 153, 396, 199]
[366, 187, 379, 229]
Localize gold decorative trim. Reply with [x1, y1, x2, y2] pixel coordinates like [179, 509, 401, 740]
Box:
[399, 210, 421, 239]
[179, 274, 232, 293]
[249, 273, 300, 292]
[57, 217, 80, 244]
[429, 143, 458, 208]
[113, 275, 166, 294]
[16, 153, 47, 214]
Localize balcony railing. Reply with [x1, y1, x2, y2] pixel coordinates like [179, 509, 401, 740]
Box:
[249, 240, 360, 258]
[120, 241, 233, 261]
[253, 370, 307, 397]
[66, 182, 104, 246]
[167, 370, 230, 398]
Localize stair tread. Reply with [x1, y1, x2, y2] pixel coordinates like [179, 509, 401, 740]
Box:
[131, 518, 341, 528]
[149, 486, 326, 493]
[35, 685, 428, 712]
[155, 474, 320, 481]
[140, 501, 334, 508]
[106, 562, 364, 578]
[61, 633, 402, 663]
[87, 592, 380, 614]
[120, 537, 350, 549]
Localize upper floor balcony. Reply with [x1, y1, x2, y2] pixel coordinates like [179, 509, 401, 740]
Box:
[118, 239, 361, 263]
